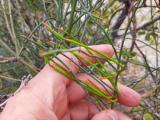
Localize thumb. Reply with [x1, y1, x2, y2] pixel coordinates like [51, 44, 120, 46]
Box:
[91, 110, 118, 120]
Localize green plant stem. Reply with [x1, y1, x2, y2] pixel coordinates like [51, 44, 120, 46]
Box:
[0, 39, 15, 55]
[8, 0, 20, 57]
[1, 0, 19, 57]
[0, 75, 21, 81]
[0, 39, 38, 73]
[66, 0, 77, 34]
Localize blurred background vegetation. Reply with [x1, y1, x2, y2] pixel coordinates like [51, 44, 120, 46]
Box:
[0, 0, 160, 119]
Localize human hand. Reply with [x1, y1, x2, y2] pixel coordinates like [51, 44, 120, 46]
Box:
[0, 44, 141, 120]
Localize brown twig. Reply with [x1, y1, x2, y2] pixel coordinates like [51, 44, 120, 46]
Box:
[136, 16, 160, 31]
[111, 0, 131, 39]
[116, 16, 160, 38]
[0, 56, 17, 63]
[135, 43, 155, 81]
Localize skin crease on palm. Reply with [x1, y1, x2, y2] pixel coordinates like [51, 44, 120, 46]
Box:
[0, 44, 141, 120]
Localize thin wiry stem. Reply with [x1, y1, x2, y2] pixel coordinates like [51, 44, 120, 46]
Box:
[0, 75, 21, 82]
[1, 0, 19, 57]
[8, 0, 19, 57]
[60, 52, 114, 96]
[66, 0, 77, 34]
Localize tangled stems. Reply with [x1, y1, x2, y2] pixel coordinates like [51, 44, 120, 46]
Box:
[46, 45, 119, 110]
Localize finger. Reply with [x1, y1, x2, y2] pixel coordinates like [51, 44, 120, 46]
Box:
[51, 44, 114, 85]
[91, 110, 131, 120]
[91, 110, 118, 120]
[115, 110, 131, 120]
[67, 73, 141, 107]
[53, 44, 114, 71]
[69, 100, 99, 120]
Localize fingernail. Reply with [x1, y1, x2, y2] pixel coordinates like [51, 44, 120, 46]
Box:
[106, 110, 118, 120]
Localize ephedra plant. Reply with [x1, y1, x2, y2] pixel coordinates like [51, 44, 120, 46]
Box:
[41, 23, 124, 110]
[0, 0, 160, 119]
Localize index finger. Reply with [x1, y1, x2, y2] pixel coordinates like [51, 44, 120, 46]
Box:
[50, 44, 114, 84]
[54, 44, 114, 71]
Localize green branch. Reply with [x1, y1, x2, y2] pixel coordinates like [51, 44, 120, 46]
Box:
[66, 0, 77, 34]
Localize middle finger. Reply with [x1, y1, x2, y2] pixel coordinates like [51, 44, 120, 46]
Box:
[67, 73, 141, 106]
